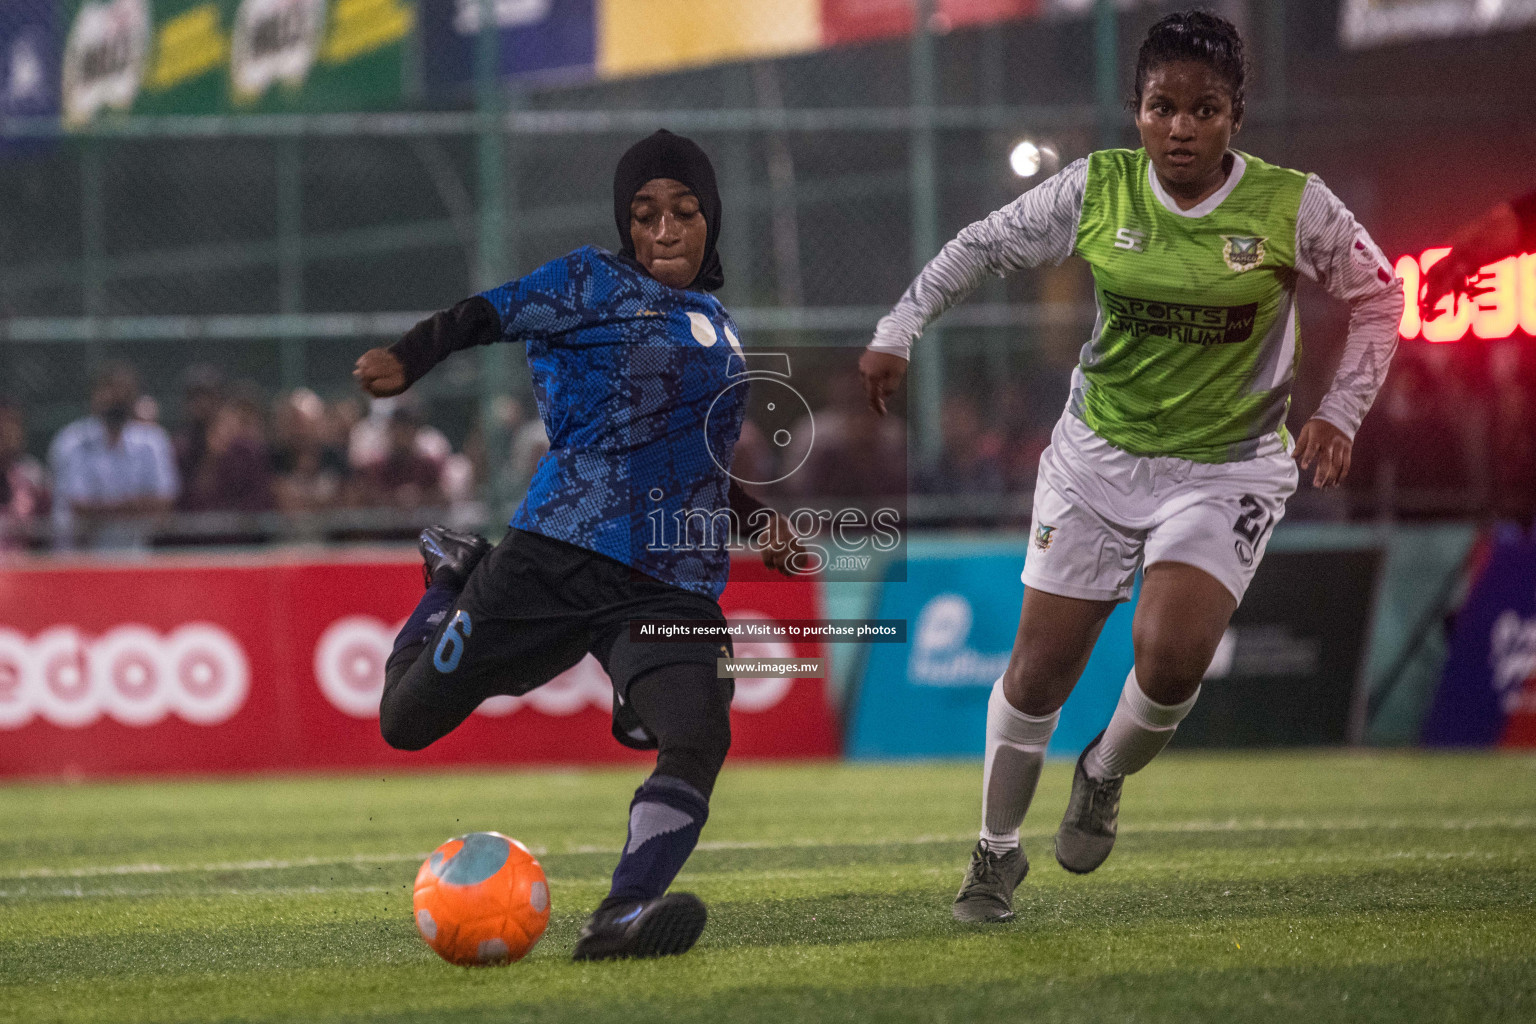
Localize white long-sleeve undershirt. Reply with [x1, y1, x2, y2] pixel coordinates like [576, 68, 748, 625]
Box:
[869, 157, 1402, 441]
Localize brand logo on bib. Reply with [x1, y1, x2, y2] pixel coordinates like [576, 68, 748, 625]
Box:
[1101, 290, 1258, 346]
[1222, 235, 1266, 273]
[1113, 227, 1147, 253]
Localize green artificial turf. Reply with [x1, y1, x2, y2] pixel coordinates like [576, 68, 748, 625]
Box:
[2, 753, 1534, 1023]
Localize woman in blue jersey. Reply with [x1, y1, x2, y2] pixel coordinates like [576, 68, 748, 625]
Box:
[353, 131, 798, 961]
[860, 12, 1402, 922]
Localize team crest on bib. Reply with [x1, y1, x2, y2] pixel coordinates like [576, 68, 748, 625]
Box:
[1221, 235, 1266, 273]
[1034, 524, 1057, 551]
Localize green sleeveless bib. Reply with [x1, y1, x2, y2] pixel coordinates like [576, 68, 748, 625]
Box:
[1073, 149, 1310, 462]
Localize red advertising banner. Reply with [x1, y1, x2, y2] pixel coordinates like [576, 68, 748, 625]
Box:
[0, 551, 840, 777]
[821, 0, 1042, 47]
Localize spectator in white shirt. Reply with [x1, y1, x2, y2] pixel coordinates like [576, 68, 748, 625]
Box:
[48, 364, 179, 550]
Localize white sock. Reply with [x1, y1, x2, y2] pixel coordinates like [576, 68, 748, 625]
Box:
[979, 677, 1060, 851]
[1085, 669, 1199, 780]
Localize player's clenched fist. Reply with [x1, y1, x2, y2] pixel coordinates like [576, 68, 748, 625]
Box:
[354, 348, 409, 397]
[859, 349, 908, 418]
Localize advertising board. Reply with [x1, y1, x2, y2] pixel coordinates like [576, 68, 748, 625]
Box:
[848, 546, 1383, 759]
[1174, 549, 1383, 748]
[846, 546, 1134, 759]
[1424, 527, 1536, 747]
[0, 550, 840, 776]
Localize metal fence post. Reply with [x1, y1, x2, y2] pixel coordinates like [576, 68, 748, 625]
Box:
[277, 137, 306, 391]
[1265, 0, 1288, 134]
[80, 139, 105, 370]
[475, 0, 512, 524]
[911, 0, 943, 472]
[1095, 0, 1120, 151]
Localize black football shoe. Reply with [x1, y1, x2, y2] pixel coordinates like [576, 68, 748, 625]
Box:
[952, 839, 1029, 922]
[418, 525, 491, 590]
[1054, 730, 1123, 874]
[571, 893, 708, 961]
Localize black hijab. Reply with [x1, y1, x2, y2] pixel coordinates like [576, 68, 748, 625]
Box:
[613, 130, 724, 292]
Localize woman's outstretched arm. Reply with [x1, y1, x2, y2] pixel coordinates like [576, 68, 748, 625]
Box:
[354, 297, 503, 398]
[868, 158, 1088, 361]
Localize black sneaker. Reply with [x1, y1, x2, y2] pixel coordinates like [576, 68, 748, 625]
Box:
[418, 525, 491, 590]
[571, 893, 708, 961]
[1054, 730, 1123, 874]
[952, 839, 1029, 922]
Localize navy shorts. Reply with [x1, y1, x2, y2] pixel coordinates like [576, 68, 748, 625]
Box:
[398, 528, 732, 748]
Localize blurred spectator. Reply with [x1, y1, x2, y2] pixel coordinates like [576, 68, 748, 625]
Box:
[439, 448, 477, 508]
[462, 395, 533, 505]
[352, 406, 446, 509]
[916, 394, 1006, 495]
[1349, 353, 1475, 518]
[508, 415, 551, 499]
[781, 373, 905, 499]
[48, 364, 178, 550]
[181, 391, 276, 513]
[727, 419, 773, 489]
[173, 364, 225, 506]
[1488, 344, 1536, 526]
[330, 396, 366, 461]
[348, 396, 452, 475]
[993, 390, 1053, 491]
[134, 393, 161, 425]
[0, 404, 48, 550]
[271, 388, 348, 514]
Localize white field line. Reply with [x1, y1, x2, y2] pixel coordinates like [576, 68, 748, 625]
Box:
[4, 848, 1523, 901]
[1206, 848, 1514, 870]
[3, 851, 432, 880]
[0, 884, 392, 900]
[683, 847, 1523, 885]
[5, 814, 1534, 883]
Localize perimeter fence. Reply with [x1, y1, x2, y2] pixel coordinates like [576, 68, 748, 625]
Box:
[2, 0, 1533, 546]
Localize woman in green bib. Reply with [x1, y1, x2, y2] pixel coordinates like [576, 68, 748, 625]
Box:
[861, 10, 1403, 922]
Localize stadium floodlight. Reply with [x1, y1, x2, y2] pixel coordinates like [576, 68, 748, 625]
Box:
[1009, 139, 1042, 178]
[1009, 139, 1059, 180]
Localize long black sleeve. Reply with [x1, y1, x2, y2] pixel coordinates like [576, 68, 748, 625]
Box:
[386, 295, 503, 387]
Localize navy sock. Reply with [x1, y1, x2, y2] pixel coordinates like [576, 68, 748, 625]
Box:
[391, 583, 459, 658]
[605, 774, 709, 904]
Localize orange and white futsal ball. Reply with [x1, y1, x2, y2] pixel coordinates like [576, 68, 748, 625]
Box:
[412, 831, 551, 966]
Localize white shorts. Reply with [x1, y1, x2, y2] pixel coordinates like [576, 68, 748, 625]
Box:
[1021, 413, 1298, 604]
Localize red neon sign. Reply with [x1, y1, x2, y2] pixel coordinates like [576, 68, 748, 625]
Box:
[1396, 248, 1536, 342]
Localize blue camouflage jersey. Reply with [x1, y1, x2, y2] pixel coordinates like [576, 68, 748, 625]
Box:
[478, 246, 748, 598]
